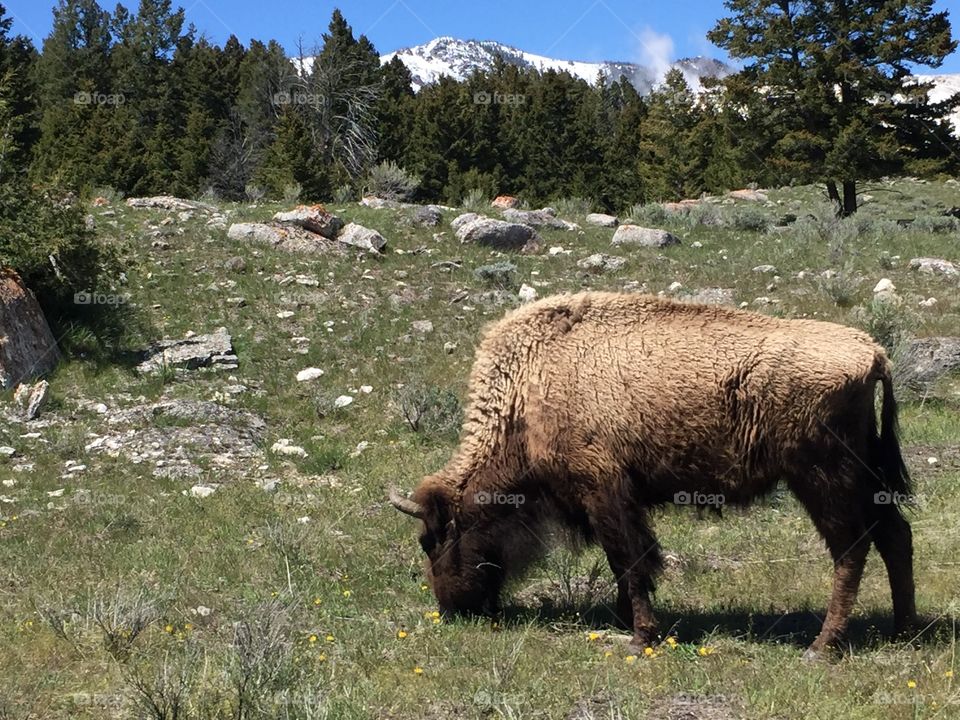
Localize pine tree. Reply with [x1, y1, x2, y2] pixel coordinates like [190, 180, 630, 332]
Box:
[0, 4, 38, 173]
[710, 0, 958, 215]
[376, 55, 414, 165]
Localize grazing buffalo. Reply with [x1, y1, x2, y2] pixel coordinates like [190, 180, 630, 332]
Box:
[390, 292, 916, 659]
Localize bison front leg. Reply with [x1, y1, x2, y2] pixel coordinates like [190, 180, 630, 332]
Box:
[619, 510, 664, 649]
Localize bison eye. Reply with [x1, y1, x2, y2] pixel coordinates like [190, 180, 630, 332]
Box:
[419, 534, 436, 554]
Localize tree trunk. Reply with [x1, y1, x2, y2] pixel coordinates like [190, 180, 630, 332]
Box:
[842, 180, 858, 216]
[0, 267, 60, 389]
[827, 180, 841, 212]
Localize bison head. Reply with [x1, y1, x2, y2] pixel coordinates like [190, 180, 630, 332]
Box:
[390, 479, 503, 616]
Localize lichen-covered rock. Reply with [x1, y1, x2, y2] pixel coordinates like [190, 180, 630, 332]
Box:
[455, 218, 540, 252]
[338, 223, 387, 253]
[611, 225, 680, 248]
[0, 268, 60, 389]
[273, 205, 343, 238]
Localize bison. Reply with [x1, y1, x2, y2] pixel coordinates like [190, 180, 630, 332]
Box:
[390, 292, 916, 659]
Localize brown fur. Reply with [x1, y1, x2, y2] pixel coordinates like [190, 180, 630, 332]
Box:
[397, 292, 916, 656]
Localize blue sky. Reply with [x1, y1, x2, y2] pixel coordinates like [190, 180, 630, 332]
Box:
[6, 0, 960, 72]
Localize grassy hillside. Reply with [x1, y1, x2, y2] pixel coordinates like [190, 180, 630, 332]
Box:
[1, 178, 959, 719]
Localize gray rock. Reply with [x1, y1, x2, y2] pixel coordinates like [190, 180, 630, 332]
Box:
[456, 218, 540, 252]
[518, 284, 538, 303]
[273, 206, 344, 239]
[137, 327, 238, 374]
[14, 380, 50, 421]
[585, 213, 619, 227]
[729, 188, 769, 202]
[451, 212, 482, 231]
[684, 288, 736, 306]
[338, 223, 387, 254]
[224, 256, 247, 272]
[900, 337, 960, 387]
[909, 257, 958, 276]
[0, 269, 60, 390]
[126, 196, 219, 213]
[611, 225, 680, 248]
[753, 265, 779, 274]
[503, 207, 579, 231]
[227, 222, 339, 255]
[411, 205, 443, 227]
[360, 196, 401, 209]
[577, 253, 627, 273]
[411, 320, 434, 334]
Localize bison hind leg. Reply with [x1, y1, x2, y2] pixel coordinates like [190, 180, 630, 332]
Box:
[866, 500, 917, 636]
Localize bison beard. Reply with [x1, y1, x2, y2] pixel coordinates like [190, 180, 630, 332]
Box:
[390, 292, 916, 660]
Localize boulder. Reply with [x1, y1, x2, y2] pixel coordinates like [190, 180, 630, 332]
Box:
[503, 207, 579, 231]
[137, 327, 238, 374]
[577, 253, 627, 273]
[126, 196, 218, 213]
[585, 213, 618, 227]
[360, 196, 401, 209]
[728, 189, 769, 202]
[227, 222, 339, 255]
[684, 288, 736, 306]
[900, 337, 960, 387]
[491, 195, 520, 210]
[13, 379, 50, 421]
[611, 225, 680, 248]
[456, 218, 540, 252]
[411, 205, 443, 227]
[909, 257, 957, 276]
[518, 284, 538, 303]
[0, 268, 60, 390]
[451, 212, 482, 231]
[662, 199, 702, 213]
[338, 223, 387, 254]
[272, 205, 343, 239]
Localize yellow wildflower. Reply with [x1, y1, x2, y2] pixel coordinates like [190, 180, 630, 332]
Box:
[625, 655, 637, 664]
[413, 666, 424, 675]
[587, 632, 601, 642]
[308, 634, 318, 644]
[397, 630, 408, 639]
[342, 590, 351, 598]
[164, 624, 174, 634]
[907, 680, 917, 689]
[945, 670, 954, 679]
[666, 637, 678, 648]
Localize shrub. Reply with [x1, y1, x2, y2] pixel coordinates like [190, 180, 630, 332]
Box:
[244, 183, 265, 203]
[332, 183, 355, 204]
[395, 380, 463, 441]
[281, 182, 302, 205]
[686, 202, 722, 227]
[729, 206, 771, 232]
[365, 161, 419, 201]
[817, 270, 862, 307]
[0, 183, 124, 330]
[912, 215, 958, 233]
[473, 261, 518, 289]
[627, 203, 668, 226]
[551, 196, 593, 218]
[461, 188, 488, 213]
[852, 296, 915, 355]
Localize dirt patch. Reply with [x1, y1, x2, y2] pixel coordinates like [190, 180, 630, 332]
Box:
[647, 694, 744, 720]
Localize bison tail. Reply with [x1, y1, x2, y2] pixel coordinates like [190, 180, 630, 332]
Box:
[876, 363, 912, 499]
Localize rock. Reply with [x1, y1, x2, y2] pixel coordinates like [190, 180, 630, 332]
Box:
[0, 446, 15, 458]
[0, 268, 60, 390]
[273, 205, 343, 239]
[137, 327, 238, 374]
[334, 395, 354, 409]
[411, 320, 434, 334]
[729, 188, 769, 202]
[611, 225, 680, 248]
[126, 196, 218, 213]
[873, 278, 896, 294]
[909, 257, 957, 276]
[443, 342, 458, 354]
[491, 195, 520, 210]
[92, 196, 110, 207]
[360, 196, 400, 209]
[503, 207, 579, 231]
[518, 284, 538, 303]
[224, 256, 246, 272]
[450, 212, 481, 231]
[753, 265, 779, 274]
[577, 254, 626, 273]
[14, 380, 50, 421]
[900, 337, 960, 386]
[296, 367, 325, 382]
[662, 199, 702, 213]
[338, 223, 387, 254]
[227, 222, 339, 255]
[685, 288, 736, 306]
[549, 246, 570, 256]
[667, 281, 683, 293]
[919, 297, 938, 308]
[190, 484, 218, 499]
[412, 205, 443, 227]
[585, 213, 618, 227]
[272, 439, 308, 458]
[455, 218, 540, 252]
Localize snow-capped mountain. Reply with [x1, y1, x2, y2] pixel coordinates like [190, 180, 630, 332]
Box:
[913, 73, 960, 130]
[379, 37, 732, 93]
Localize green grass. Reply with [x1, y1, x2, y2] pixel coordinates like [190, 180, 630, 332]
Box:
[1, 180, 960, 718]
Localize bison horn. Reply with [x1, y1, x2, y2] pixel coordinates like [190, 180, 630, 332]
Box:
[389, 486, 424, 518]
